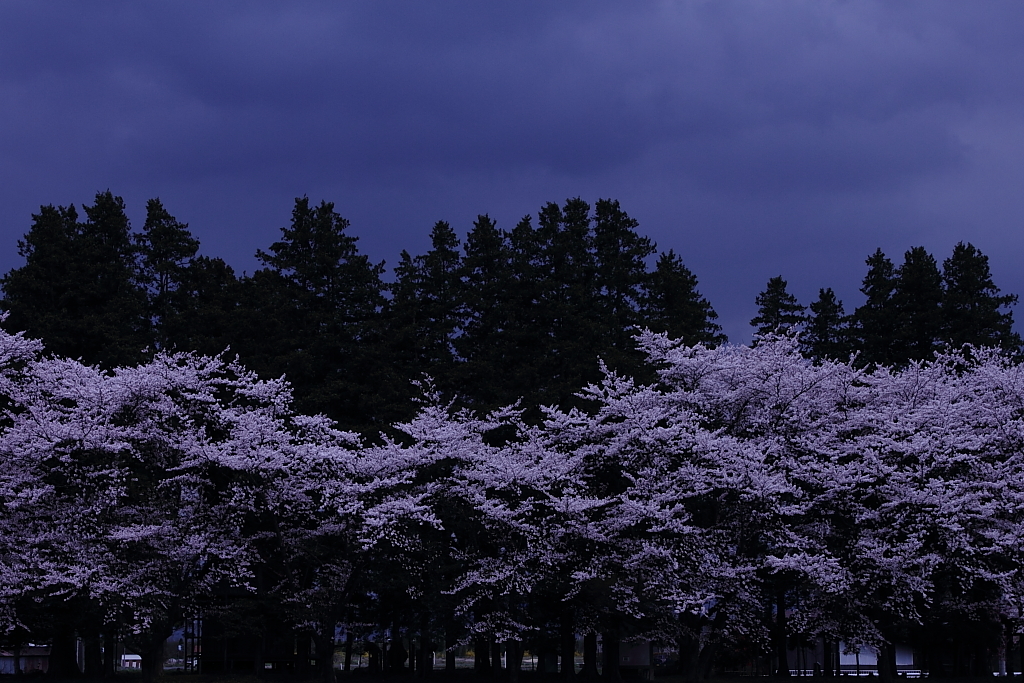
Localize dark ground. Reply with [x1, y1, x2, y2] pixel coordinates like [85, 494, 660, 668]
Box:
[3, 675, 1020, 683]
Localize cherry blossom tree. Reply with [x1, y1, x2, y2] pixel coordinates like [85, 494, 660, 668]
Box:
[5, 312, 1024, 683]
[0, 326, 398, 682]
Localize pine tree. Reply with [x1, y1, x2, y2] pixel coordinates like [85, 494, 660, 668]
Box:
[166, 256, 242, 356]
[1, 191, 149, 367]
[941, 242, 1020, 353]
[641, 250, 725, 346]
[802, 288, 849, 361]
[893, 246, 943, 363]
[501, 213, 554, 411]
[592, 198, 657, 373]
[238, 197, 386, 430]
[852, 249, 900, 366]
[537, 199, 603, 408]
[487, 201, 592, 413]
[750, 276, 805, 338]
[1, 203, 80, 352]
[455, 215, 518, 410]
[386, 220, 464, 399]
[457, 199, 659, 415]
[134, 198, 200, 350]
[71, 191, 151, 366]
[535, 198, 635, 412]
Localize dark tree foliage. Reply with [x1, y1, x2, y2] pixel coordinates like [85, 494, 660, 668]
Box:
[383, 198, 673, 417]
[941, 242, 1021, 353]
[503, 198, 655, 413]
[852, 249, 900, 366]
[750, 276, 805, 338]
[9, 190, 1024, 680]
[386, 221, 463, 401]
[387, 198, 666, 417]
[801, 287, 850, 361]
[1, 203, 80, 350]
[1, 191, 149, 368]
[134, 198, 201, 350]
[853, 244, 1020, 367]
[533, 199, 603, 408]
[592, 199, 659, 371]
[454, 215, 519, 410]
[2, 192, 725, 426]
[892, 246, 944, 364]
[235, 197, 388, 431]
[499, 213, 555, 410]
[164, 255, 243, 356]
[641, 250, 726, 347]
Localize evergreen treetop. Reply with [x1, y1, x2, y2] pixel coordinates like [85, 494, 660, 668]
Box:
[751, 275, 805, 338]
[240, 197, 387, 430]
[892, 246, 944, 363]
[852, 248, 900, 366]
[135, 198, 200, 350]
[941, 241, 1020, 353]
[802, 287, 849, 361]
[641, 250, 725, 347]
[852, 243, 1019, 366]
[1, 191, 149, 368]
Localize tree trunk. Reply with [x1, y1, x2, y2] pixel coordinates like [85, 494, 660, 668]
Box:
[419, 631, 433, 678]
[925, 639, 944, 679]
[256, 628, 267, 680]
[445, 624, 458, 673]
[580, 634, 599, 682]
[140, 627, 172, 683]
[601, 630, 621, 683]
[415, 613, 427, 677]
[492, 640, 503, 679]
[508, 641, 522, 683]
[561, 612, 576, 680]
[475, 637, 491, 677]
[12, 638, 23, 676]
[367, 642, 382, 676]
[46, 626, 81, 679]
[314, 623, 338, 683]
[83, 634, 103, 679]
[298, 634, 313, 678]
[694, 642, 718, 682]
[446, 638, 457, 673]
[999, 624, 1009, 677]
[974, 641, 992, 677]
[678, 634, 701, 682]
[344, 631, 354, 674]
[391, 629, 407, 673]
[775, 588, 790, 677]
[877, 642, 897, 683]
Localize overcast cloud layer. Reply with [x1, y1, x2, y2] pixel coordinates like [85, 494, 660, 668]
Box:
[2, 1, 1024, 342]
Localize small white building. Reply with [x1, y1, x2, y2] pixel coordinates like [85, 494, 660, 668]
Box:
[839, 642, 916, 675]
[121, 653, 142, 669]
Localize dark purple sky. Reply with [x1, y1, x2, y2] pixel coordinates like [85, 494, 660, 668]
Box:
[2, 1, 1023, 342]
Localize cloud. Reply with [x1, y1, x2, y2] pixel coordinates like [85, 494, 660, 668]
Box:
[2, 0, 1024, 342]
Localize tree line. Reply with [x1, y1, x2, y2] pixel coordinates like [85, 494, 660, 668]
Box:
[1, 327, 1023, 683]
[751, 246, 1020, 364]
[3, 193, 1017, 435]
[1, 192, 1022, 683]
[0, 192, 723, 434]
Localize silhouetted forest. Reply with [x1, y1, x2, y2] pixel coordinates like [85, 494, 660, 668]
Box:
[2, 193, 1022, 683]
[2, 192, 1017, 434]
